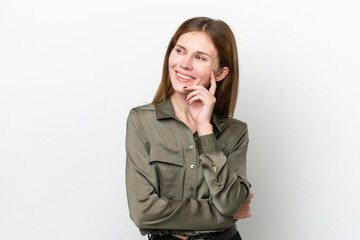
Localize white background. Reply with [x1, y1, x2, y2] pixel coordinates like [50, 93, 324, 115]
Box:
[1, 0, 359, 239]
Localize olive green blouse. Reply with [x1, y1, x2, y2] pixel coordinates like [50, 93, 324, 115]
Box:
[125, 98, 251, 237]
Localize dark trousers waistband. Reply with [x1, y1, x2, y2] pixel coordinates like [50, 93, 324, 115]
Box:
[149, 224, 239, 240]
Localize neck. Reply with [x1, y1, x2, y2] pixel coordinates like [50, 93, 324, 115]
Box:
[171, 93, 196, 132]
[171, 93, 190, 115]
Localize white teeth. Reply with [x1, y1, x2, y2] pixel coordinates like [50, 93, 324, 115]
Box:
[177, 72, 194, 80]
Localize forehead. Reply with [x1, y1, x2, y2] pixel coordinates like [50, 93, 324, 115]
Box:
[176, 31, 218, 56]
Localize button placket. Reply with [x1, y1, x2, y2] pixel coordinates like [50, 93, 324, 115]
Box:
[181, 129, 197, 198]
[188, 144, 195, 169]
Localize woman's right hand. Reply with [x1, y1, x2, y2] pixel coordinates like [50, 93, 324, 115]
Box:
[172, 234, 188, 240]
[233, 193, 253, 220]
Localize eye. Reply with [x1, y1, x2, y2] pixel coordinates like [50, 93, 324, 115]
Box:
[196, 55, 206, 61]
[175, 48, 184, 54]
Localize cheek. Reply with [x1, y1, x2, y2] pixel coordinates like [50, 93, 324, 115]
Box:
[168, 52, 178, 67]
[198, 65, 212, 79]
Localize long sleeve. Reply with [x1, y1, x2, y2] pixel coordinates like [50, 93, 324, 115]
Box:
[197, 125, 251, 217]
[125, 109, 234, 232]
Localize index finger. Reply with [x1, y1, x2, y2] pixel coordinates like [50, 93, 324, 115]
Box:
[209, 70, 217, 95]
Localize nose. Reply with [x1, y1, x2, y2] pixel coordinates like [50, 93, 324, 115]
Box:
[180, 55, 192, 70]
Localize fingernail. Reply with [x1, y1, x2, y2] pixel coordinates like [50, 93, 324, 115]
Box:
[184, 96, 187, 100]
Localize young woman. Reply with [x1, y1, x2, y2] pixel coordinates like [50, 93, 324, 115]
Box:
[126, 17, 253, 240]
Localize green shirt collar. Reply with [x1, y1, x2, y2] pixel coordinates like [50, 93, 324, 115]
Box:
[155, 98, 226, 133]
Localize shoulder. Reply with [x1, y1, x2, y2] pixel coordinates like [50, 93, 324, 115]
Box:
[215, 116, 249, 152]
[225, 118, 248, 143]
[221, 118, 249, 153]
[128, 103, 155, 117]
[127, 103, 157, 128]
[130, 102, 155, 113]
[214, 114, 248, 135]
[229, 118, 248, 133]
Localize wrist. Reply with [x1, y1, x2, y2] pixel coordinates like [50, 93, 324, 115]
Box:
[196, 123, 213, 136]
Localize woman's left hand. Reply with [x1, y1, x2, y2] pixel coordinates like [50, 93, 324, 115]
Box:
[233, 193, 253, 220]
[184, 70, 217, 136]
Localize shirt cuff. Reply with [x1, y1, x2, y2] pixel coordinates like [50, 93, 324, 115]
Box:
[197, 133, 221, 155]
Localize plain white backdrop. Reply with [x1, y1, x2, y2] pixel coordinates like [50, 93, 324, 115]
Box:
[1, 0, 359, 239]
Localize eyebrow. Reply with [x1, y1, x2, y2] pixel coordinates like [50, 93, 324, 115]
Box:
[175, 44, 212, 58]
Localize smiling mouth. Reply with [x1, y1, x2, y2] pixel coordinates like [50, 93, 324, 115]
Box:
[176, 71, 195, 81]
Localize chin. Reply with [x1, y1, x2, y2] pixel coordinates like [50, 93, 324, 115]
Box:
[172, 85, 187, 95]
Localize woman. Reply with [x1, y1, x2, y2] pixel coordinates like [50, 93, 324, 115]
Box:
[126, 17, 253, 240]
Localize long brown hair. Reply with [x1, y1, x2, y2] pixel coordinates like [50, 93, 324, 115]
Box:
[152, 17, 239, 119]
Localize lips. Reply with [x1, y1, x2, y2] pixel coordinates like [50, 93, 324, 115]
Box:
[175, 71, 195, 82]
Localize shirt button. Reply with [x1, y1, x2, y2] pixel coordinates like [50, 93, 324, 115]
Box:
[190, 164, 195, 169]
[189, 144, 194, 150]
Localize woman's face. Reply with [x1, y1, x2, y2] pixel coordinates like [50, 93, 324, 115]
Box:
[168, 31, 222, 95]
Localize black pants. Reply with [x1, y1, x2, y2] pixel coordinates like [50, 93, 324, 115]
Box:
[149, 227, 242, 240]
[149, 232, 241, 240]
[232, 232, 242, 240]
